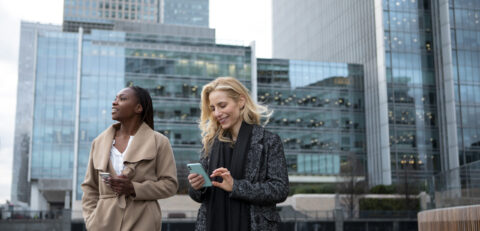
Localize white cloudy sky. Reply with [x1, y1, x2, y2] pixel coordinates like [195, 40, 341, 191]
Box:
[0, 0, 271, 204]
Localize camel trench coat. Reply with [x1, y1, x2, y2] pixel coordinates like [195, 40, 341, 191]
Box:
[81, 122, 178, 231]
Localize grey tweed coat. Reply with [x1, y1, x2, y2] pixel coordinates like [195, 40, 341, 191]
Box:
[188, 125, 289, 231]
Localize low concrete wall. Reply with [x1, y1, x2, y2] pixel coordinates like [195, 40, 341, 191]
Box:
[72, 195, 201, 220]
[279, 194, 337, 211]
[279, 193, 429, 211]
[418, 204, 480, 231]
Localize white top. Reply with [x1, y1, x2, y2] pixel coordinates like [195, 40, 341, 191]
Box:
[110, 136, 134, 176]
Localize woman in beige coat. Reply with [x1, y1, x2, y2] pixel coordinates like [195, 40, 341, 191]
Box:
[82, 86, 178, 231]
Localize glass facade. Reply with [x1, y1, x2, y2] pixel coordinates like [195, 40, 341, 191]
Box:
[31, 31, 79, 179]
[449, 0, 480, 165]
[63, 0, 209, 31]
[258, 59, 366, 177]
[383, 0, 440, 181]
[11, 22, 63, 204]
[163, 0, 209, 27]
[64, 0, 158, 23]
[75, 29, 252, 199]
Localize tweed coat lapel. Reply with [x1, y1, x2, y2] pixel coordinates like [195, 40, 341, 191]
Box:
[244, 125, 264, 181]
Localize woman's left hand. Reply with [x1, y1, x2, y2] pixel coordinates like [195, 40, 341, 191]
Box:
[210, 167, 234, 192]
[108, 175, 136, 196]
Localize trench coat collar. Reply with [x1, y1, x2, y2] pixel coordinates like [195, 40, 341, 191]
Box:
[93, 122, 156, 172]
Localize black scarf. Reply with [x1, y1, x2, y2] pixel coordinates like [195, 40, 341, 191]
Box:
[206, 122, 253, 231]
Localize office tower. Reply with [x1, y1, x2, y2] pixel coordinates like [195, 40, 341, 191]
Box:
[273, 0, 440, 187]
[11, 22, 63, 206]
[63, 0, 209, 32]
[272, 0, 480, 202]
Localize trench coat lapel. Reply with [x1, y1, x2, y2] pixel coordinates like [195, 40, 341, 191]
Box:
[92, 124, 116, 172]
[122, 122, 156, 163]
[91, 122, 156, 174]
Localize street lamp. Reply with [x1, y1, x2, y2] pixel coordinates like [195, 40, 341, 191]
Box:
[400, 155, 423, 211]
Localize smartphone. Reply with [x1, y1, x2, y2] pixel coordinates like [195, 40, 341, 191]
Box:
[99, 172, 110, 180]
[187, 163, 212, 187]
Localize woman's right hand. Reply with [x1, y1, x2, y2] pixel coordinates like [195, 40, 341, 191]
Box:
[188, 173, 205, 190]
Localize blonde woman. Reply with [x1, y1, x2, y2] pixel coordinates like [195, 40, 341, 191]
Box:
[188, 77, 289, 231]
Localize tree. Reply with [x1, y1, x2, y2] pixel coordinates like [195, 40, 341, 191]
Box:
[336, 154, 367, 218]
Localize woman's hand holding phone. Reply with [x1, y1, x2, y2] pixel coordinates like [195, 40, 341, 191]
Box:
[100, 172, 135, 196]
[109, 175, 135, 196]
[188, 173, 205, 190]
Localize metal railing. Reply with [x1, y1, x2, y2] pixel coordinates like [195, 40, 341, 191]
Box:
[0, 209, 69, 220]
[1, 208, 419, 222]
[357, 210, 418, 219]
[429, 160, 480, 208]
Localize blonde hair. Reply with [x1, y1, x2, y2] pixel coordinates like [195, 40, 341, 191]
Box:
[199, 77, 272, 156]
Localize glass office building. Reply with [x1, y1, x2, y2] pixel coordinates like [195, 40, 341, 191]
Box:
[383, 0, 440, 181]
[258, 59, 366, 180]
[428, 0, 480, 206]
[31, 30, 79, 180]
[11, 22, 65, 205]
[272, 0, 480, 205]
[63, 0, 209, 32]
[272, 0, 394, 185]
[273, 0, 461, 184]
[448, 0, 480, 165]
[11, 23, 79, 210]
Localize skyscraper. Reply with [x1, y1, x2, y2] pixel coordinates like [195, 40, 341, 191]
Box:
[63, 0, 209, 32]
[272, 0, 480, 194]
[11, 22, 63, 206]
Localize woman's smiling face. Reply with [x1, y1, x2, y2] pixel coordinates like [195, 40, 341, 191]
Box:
[208, 90, 244, 131]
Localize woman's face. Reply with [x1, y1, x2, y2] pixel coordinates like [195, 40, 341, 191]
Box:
[208, 90, 245, 131]
[111, 88, 142, 122]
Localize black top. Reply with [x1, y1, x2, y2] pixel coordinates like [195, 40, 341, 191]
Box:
[206, 122, 253, 231]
